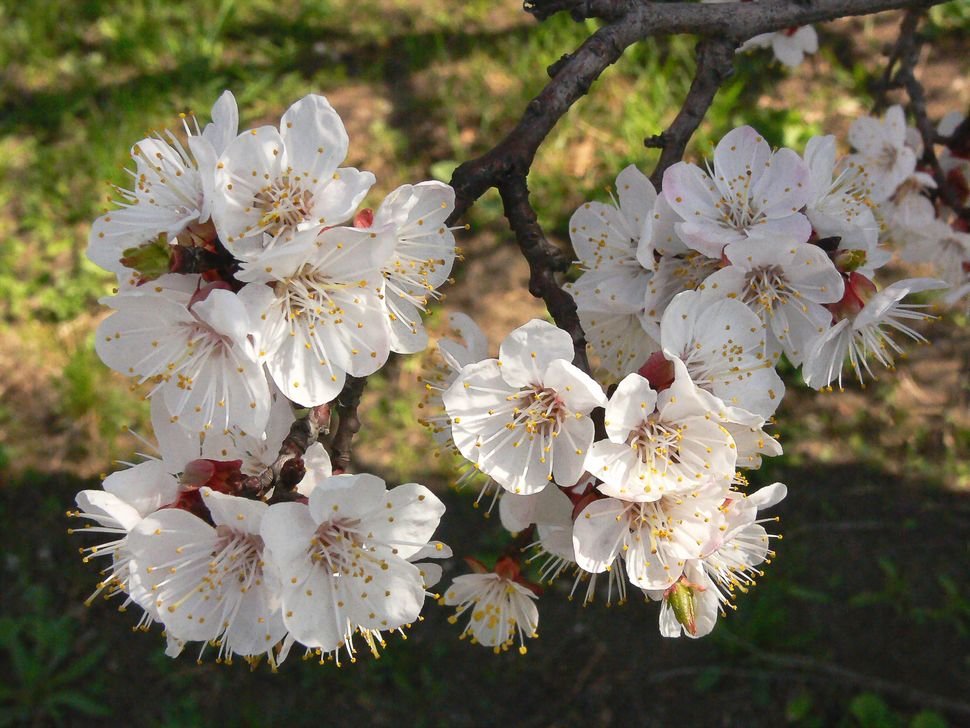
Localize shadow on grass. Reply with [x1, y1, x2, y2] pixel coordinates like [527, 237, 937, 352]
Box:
[3, 459, 967, 726]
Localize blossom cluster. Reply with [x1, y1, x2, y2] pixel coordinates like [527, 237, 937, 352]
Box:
[76, 87, 958, 665]
[855, 106, 970, 309]
[427, 117, 956, 651]
[76, 92, 456, 666]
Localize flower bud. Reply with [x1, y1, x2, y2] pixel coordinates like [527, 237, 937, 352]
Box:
[637, 351, 674, 392]
[120, 236, 171, 282]
[665, 579, 698, 636]
[832, 248, 868, 274]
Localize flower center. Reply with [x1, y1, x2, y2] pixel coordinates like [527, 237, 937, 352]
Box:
[515, 386, 568, 437]
[255, 176, 314, 237]
[742, 264, 791, 314]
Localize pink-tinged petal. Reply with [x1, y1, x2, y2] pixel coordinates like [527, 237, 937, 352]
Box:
[150, 396, 203, 472]
[615, 164, 657, 234]
[190, 288, 253, 346]
[75, 490, 142, 532]
[795, 25, 818, 53]
[785, 243, 845, 304]
[202, 90, 239, 156]
[541, 359, 607, 413]
[750, 147, 811, 219]
[712, 125, 772, 190]
[603, 373, 656, 442]
[476, 426, 554, 495]
[279, 562, 343, 650]
[94, 296, 195, 379]
[572, 498, 628, 573]
[576, 306, 658, 382]
[201, 488, 268, 536]
[625, 534, 681, 590]
[675, 220, 743, 258]
[638, 194, 688, 267]
[312, 224, 396, 281]
[588, 440, 657, 501]
[346, 557, 426, 631]
[499, 485, 572, 533]
[771, 33, 806, 67]
[296, 442, 334, 497]
[804, 135, 837, 200]
[746, 213, 812, 245]
[746, 482, 788, 510]
[662, 162, 720, 221]
[552, 415, 595, 487]
[855, 278, 948, 328]
[237, 281, 287, 360]
[280, 94, 349, 183]
[308, 167, 376, 226]
[883, 105, 908, 148]
[498, 319, 575, 388]
[438, 312, 488, 369]
[385, 290, 430, 355]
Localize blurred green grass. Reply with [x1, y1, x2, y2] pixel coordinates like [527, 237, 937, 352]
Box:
[0, 1, 968, 725]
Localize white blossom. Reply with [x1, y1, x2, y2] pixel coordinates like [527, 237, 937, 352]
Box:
[802, 277, 947, 389]
[847, 105, 918, 203]
[739, 26, 819, 68]
[586, 371, 739, 502]
[660, 290, 785, 417]
[697, 236, 845, 365]
[443, 319, 607, 495]
[88, 92, 239, 284]
[372, 182, 457, 353]
[212, 94, 374, 262]
[237, 225, 394, 407]
[662, 125, 812, 258]
[128, 489, 287, 664]
[96, 276, 271, 435]
[442, 559, 539, 653]
[259, 473, 446, 656]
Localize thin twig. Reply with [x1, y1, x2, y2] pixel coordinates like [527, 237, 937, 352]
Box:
[330, 375, 369, 473]
[723, 634, 970, 718]
[240, 403, 331, 500]
[890, 9, 970, 221]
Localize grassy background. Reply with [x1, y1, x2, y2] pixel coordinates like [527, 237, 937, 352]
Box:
[0, 1, 968, 725]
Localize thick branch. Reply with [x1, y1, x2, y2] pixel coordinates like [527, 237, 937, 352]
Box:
[527, 0, 942, 26]
[451, 0, 943, 223]
[647, 37, 736, 188]
[330, 375, 368, 473]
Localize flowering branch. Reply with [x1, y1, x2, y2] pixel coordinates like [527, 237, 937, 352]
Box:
[886, 9, 970, 222]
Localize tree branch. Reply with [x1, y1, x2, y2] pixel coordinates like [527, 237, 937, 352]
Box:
[451, 0, 945, 222]
[498, 175, 591, 370]
[241, 403, 331, 501]
[330, 375, 368, 473]
[527, 0, 943, 27]
[889, 9, 970, 222]
[647, 37, 737, 188]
